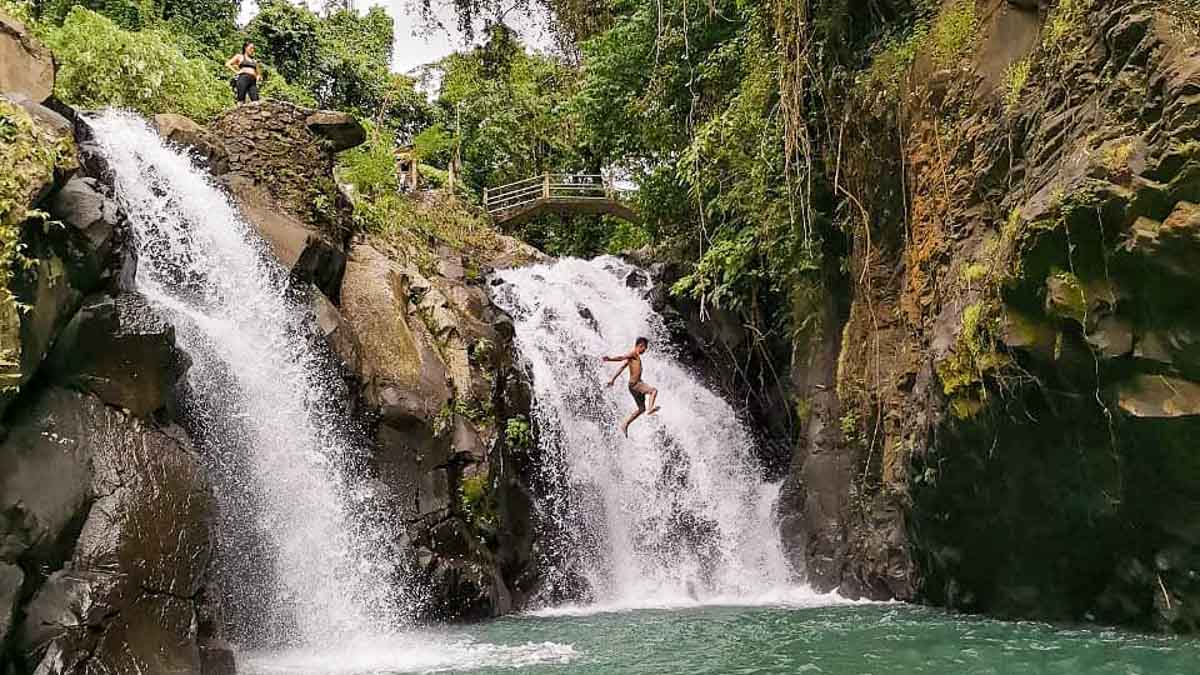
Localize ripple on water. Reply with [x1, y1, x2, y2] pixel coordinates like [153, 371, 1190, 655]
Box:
[239, 604, 1200, 675]
[237, 633, 577, 674]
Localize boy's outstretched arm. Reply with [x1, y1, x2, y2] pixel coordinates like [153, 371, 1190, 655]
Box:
[605, 359, 629, 387]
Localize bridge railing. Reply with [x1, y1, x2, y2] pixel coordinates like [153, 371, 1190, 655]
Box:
[484, 173, 628, 216]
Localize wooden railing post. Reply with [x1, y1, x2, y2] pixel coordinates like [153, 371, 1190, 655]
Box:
[483, 186, 489, 208]
[543, 172, 551, 200]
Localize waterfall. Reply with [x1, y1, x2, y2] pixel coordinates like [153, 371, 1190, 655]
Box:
[492, 257, 798, 609]
[88, 111, 408, 646]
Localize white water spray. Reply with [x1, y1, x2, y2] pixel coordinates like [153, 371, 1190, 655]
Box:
[493, 257, 799, 608]
[89, 111, 406, 645]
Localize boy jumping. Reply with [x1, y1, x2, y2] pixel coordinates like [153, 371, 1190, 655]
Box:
[603, 337, 660, 436]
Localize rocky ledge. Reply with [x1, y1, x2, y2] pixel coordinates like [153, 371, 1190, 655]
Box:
[1, 16, 232, 673]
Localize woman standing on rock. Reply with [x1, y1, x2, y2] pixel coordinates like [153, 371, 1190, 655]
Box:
[225, 41, 261, 104]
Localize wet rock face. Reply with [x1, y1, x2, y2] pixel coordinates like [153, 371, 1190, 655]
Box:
[333, 241, 539, 620]
[0, 389, 224, 674]
[797, 0, 1200, 633]
[0, 94, 83, 418]
[47, 293, 187, 418]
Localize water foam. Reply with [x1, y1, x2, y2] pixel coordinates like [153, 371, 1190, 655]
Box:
[238, 633, 578, 674]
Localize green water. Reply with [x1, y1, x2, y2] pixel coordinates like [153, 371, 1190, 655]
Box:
[461, 604, 1198, 674]
[243, 603, 1200, 674]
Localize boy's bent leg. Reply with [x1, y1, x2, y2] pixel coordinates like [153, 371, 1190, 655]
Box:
[621, 409, 643, 437]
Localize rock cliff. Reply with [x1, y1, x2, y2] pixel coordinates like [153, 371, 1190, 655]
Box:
[0, 20, 232, 674]
[769, 0, 1200, 633]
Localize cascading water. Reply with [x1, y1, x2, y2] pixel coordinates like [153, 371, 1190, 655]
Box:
[493, 257, 808, 610]
[89, 111, 407, 646]
[89, 111, 577, 673]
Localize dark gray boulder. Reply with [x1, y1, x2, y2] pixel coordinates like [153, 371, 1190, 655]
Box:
[304, 110, 366, 152]
[2, 388, 222, 674]
[0, 389, 94, 574]
[44, 176, 119, 291]
[0, 563, 22, 650]
[294, 237, 347, 305]
[47, 293, 185, 418]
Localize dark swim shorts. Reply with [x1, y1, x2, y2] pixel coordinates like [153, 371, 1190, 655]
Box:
[628, 381, 653, 410]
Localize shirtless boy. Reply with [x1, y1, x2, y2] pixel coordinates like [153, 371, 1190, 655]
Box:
[603, 337, 660, 436]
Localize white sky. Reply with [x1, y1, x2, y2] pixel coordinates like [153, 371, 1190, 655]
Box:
[240, 1, 555, 75]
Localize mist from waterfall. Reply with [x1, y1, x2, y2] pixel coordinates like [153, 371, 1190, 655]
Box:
[89, 111, 410, 646]
[493, 257, 805, 609]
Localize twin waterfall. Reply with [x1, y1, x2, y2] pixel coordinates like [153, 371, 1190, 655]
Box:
[90, 112, 806, 662]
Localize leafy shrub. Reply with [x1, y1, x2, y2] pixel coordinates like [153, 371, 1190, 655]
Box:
[44, 8, 228, 121]
[1003, 59, 1031, 112]
[1044, 0, 1097, 47]
[0, 98, 74, 337]
[505, 417, 532, 449]
[41, 0, 155, 31]
[857, 25, 926, 103]
[258, 72, 318, 107]
[339, 124, 399, 198]
[930, 0, 978, 66]
[606, 220, 651, 254]
[460, 473, 497, 531]
[0, 0, 36, 25]
[351, 189, 499, 275]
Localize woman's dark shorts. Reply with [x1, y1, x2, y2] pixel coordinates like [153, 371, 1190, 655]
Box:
[628, 381, 653, 411]
[235, 73, 260, 103]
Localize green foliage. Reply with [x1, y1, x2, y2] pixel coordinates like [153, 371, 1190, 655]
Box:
[0, 97, 73, 320]
[377, 75, 437, 144]
[0, 0, 36, 24]
[412, 123, 455, 163]
[245, 0, 395, 117]
[1044, 0, 1096, 47]
[936, 301, 1010, 419]
[245, 0, 320, 87]
[839, 411, 861, 442]
[339, 124, 399, 199]
[505, 417, 532, 449]
[605, 220, 650, 254]
[459, 472, 497, 531]
[159, 0, 238, 48]
[41, 0, 157, 30]
[961, 262, 989, 286]
[258, 71, 317, 107]
[930, 0, 978, 66]
[1003, 59, 1031, 113]
[44, 8, 228, 121]
[350, 189, 499, 273]
[574, 1, 820, 332]
[432, 24, 581, 190]
[857, 24, 926, 104]
[1046, 268, 1088, 324]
